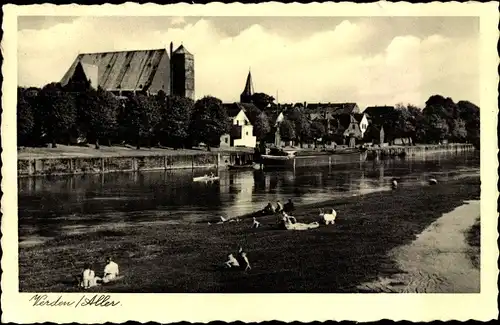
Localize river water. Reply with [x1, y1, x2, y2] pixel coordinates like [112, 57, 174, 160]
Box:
[18, 151, 479, 246]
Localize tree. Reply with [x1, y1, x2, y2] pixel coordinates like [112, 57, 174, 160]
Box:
[17, 87, 35, 146]
[253, 112, 271, 141]
[457, 100, 480, 145]
[422, 114, 449, 143]
[364, 105, 399, 145]
[279, 118, 295, 143]
[89, 88, 119, 148]
[122, 93, 161, 149]
[288, 107, 311, 146]
[159, 95, 194, 148]
[38, 83, 77, 147]
[241, 104, 271, 141]
[450, 118, 468, 142]
[189, 96, 230, 150]
[395, 103, 421, 145]
[250, 92, 275, 111]
[310, 120, 326, 146]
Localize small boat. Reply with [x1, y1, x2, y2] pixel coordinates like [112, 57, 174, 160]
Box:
[326, 147, 367, 155]
[260, 148, 297, 168]
[228, 163, 261, 170]
[193, 174, 220, 182]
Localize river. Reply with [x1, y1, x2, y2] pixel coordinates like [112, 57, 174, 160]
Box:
[18, 151, 479, 246]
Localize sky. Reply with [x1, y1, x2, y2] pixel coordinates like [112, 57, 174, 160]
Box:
[17, 16, 480, 109]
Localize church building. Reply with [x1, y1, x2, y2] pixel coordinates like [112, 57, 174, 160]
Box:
[60, 42, 195, 100]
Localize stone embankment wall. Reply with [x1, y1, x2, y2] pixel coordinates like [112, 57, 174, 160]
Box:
[18, 144, 475, 177]
[366, 143, 475, 160]
[18, 152, 254, 177]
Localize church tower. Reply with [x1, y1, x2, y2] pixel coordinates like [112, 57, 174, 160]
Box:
[171, 44, 195, 100]
[240, 71, 254, 103]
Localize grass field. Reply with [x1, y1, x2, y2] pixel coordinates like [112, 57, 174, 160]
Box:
[17, 144, 253, 159]
[19, 176, 480, 293]
[466, 217, 481, 269]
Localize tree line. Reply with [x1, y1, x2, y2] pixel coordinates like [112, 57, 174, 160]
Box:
[17, 82, 480, 150]
[17, 83, 235, 150]
[361, 96, 480, 147]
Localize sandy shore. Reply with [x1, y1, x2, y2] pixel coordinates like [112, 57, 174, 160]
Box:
[357, 200, 480, 293]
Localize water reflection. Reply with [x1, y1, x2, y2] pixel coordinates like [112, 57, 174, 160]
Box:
[18, 151, 479, 245]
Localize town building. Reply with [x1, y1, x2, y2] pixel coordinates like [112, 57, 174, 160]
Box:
[220, 103, 257, 148]
[240, 71, 254, 104]
[60, 43, 194, 100]
[266, 110, 285, 147]
[353, 113, 369, 138]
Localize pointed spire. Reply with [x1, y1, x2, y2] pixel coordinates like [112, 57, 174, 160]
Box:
[240, 70, 254, 103]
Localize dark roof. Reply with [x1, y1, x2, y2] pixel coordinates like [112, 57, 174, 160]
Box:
[173, 44, 192, 55]
[60, 48, 169, 92]
[364, 106, 395, 117]
[267, 110, 284, 124]
[353, 113, 365, 123]
[236, 102, 259, 111]
[336, 114, 356, 129]
[240, 71, 254, 99]
[306, 102, 359, 115]
[223, 103, 242, 118]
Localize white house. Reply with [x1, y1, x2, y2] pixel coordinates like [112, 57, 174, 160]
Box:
[220, 104, 257, 148]
[353, 113, 369, 138]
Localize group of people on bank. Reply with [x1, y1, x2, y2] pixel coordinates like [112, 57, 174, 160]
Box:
[78, 257, 120, 289]
[262, 199, 295, 216]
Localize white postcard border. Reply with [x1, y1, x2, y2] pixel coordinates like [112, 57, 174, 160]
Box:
[2, 2, 499, 323]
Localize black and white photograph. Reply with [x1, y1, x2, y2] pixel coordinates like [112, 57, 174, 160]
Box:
[1, 2, 498, 323]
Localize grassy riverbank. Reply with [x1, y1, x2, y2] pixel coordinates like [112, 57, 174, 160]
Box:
[18, 144, 252, 159]
[466, 218, 481, 269]
[19, 176, 480, 293]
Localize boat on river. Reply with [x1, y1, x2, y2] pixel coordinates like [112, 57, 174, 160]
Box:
[193, 174, 220, 182]
[260, 148, 297, 168]
[261, 147, 366, 168]
[227, 163, 262, 170]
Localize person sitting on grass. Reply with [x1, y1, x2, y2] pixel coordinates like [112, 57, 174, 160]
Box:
[102, 257, 119, 283]
[81, 263, 100, 289]
[262, 202, 275, 215]
[283, 199, 295, 214]
[275, 200, 283, 213]
[224, 254, 240, 268]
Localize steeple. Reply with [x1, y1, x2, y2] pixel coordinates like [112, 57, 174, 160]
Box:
[240, 70, 254, 103]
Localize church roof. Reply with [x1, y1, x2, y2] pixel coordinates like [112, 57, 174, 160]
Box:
[240, 71, 254, 98]
[60, 48, 169, 92]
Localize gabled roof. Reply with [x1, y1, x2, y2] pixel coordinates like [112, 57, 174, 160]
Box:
[267, 110, 284, 123]
[173, 44, 192, 56]
[353, 113, 366, 123]
[336, 114, 357, 129]
[61, 48, 169, 92]
[306, 102, 360, 116]
[223, 103, 242, 118]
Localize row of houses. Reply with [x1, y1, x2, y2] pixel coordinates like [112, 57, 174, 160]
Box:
[218, 72, 377, 148]
[219, 101, 376, 149]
